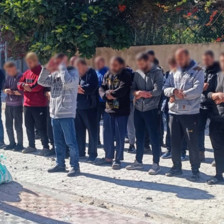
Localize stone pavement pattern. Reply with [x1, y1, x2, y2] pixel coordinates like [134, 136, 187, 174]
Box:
[0, 182, 148, 224]
[0, 115, 224, 224]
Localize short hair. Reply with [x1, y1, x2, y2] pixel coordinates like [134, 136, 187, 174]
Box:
[55, 53, 66, 60]
[147, 50, 155, 56]
[175, 48, 189, 56]
[25, 52, 38, 62]
[220, 52, 224, 57]
[136, 52, 149, 61]
[95, 56, 105, 63]
[204, 50, 214, 58]
[168, 57, 176, 66]
[4, 61, 16, 70]
[76, 58, 87, 66]
[111, 56, 125, 65]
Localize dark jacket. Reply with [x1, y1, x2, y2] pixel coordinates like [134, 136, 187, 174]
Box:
[0, 69, 5, 98]
[17, 64, 48, 107]
[201, 62, 220, 109]
[99, 68, 132, 116]
[4, 73, 23, 106]
[208, 72, 224, 121]
[77, 68, 98, 110]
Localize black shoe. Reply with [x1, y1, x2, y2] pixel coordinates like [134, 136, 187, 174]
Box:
[4, 143, 16, 150]
[128, 144, 136, 153]
[187, 172, 200, 182]
[67, 168, 80, 177]
[207, 175, 223, 185]
[14, 144, 24, 151]
[48, 165, 66, 173]
[112, 161, 121, 170]
[166, 167, 182, 177]
[86, 157, 96, 164]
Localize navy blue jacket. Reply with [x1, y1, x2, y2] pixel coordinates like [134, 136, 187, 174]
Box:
[77, 68, 98, 110]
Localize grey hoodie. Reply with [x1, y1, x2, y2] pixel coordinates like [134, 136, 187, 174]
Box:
[38, 65, 79, 119]
[164, 60, 204, 115]
[132, 65, 164, 112]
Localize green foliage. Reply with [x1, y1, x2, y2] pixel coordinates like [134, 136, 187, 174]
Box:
[131, 0, 224, 46]
[0, 0, 134, 61]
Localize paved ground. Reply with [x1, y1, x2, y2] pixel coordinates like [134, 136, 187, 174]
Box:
[0, 114, 224, 224]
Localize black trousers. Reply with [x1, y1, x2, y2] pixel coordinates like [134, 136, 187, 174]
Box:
[96, 102, 105, 143]
[169, 114, 200, 173]
[210, 120, 224, 176]
[46, 106, 54, 145]
[24, 106, 49, 149]
[75, 108, 98, 159]
[5, 105, 23, 146]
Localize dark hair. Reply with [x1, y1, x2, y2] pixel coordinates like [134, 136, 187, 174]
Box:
[220, 52, 224, 57]
[168, 57, 176, 66]
[111, 56, 125, 65]
[55, 53, 66, 59]
[136, 52, 149, 61]
[76, 58, 87, 66]
[204, 50, 214, 58]
[147, 50, 155, 56]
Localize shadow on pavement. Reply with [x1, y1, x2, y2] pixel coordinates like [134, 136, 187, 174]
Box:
[0, 182, 70, 224]
[82, 173, 214, 200]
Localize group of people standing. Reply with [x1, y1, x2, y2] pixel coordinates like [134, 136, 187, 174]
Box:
[0, 47, 224, 185]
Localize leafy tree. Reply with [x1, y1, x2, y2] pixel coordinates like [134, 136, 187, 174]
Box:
[0, 0, 134, 61]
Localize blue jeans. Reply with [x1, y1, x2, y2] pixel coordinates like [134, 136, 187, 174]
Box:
[0, 102, 4, 143]
[52, 118, 79, 169]
[135, 109, 161, 164]
[103, 113, 128, 162]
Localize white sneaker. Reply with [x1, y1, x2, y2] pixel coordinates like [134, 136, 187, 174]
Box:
[148, 163, 161, 175]
[126, 160, 143, 170]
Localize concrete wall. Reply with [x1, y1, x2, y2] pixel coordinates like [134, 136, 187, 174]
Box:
[87, 42, 224, 71]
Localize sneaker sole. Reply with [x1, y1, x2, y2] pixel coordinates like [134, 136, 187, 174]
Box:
[165, 172, 182, 177]
[126, 167, 144, 170]
[148, 168, 161, 175]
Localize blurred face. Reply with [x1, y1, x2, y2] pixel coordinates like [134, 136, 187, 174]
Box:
[148, 55, 154, 63]
[77, 63, 88, 76]
[168, 63, 176, 71]
[202, 54, 214, 67]
[95, 58, 105, 70]
[175, 51, 190, 68]
[110, 59, 123, 74]
[70, 56, 78, 67]
[219, 55, 224, 72]
[5, 66, 17, 76]
[137, 59, 150, 72]
[26, 58, 39, 69]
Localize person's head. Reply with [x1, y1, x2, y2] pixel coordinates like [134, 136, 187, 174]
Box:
[25, 52, 39, 69]
[147, 50, 155, 63]
[4, 61, 17, 76]
[94, 56, 106, 70]
[69, 56, 78, 67]
[175, 48, 190, 68]
[168, 56, 177, 71]
[136, 52, 150, 72]
[109, 56, 125, 74]
[203, 50, 215, 67]
[219, 52, 224, 71]
[76, 58, 88, 76]
[54, 53, 68, 66]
